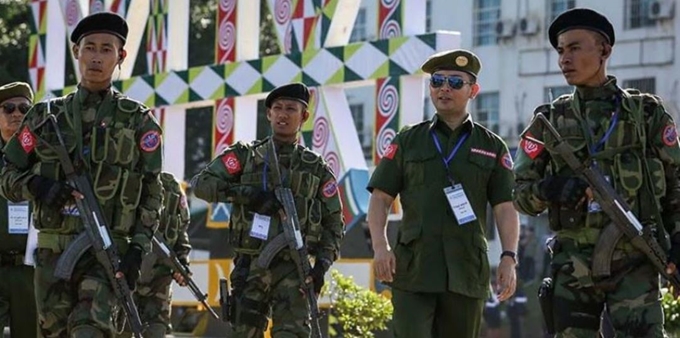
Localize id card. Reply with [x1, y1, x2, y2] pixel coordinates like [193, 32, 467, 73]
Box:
[24, 215, 38, 266]
[444, 184, 477, 225]
[250, 213, 271, 240]
[8, 201, 29, 234]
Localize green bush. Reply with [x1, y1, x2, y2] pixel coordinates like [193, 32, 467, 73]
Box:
[663, 287, 680, 333]
[323, 270, 393, 338]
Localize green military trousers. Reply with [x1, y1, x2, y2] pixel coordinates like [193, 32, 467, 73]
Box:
[116, 275, 173, 338]
[391, 287, 484, 338]
[0, 261, 39, 338]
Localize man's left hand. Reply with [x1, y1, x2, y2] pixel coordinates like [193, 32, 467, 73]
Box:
[173, 271, 187, 286]
[496, 256, 517, 302]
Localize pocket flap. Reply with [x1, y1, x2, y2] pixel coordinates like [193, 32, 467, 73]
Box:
[399, 226, 421, 245]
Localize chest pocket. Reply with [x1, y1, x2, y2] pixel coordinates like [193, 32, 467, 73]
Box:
[403, 151, 437, 188]
[466, 150, 495, 188]
[33, 111, 77, 162]
[91, 125, 138, 167]
[161, 191, 181, 245]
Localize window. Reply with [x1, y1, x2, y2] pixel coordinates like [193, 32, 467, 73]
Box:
[626, 0, 656, 29]
[350, 103, 372, 159]
[350, 8, 367, 42]
[543, 85, 573, 102]
[623, 78, 656, 94]
[473, 0, 501, 46]
[475, 92, 500, 133]
[547, 0, 575, 23]
[425, 0, 432, 32]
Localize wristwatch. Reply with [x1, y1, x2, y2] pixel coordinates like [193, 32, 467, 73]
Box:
[500, 251, 517, 264]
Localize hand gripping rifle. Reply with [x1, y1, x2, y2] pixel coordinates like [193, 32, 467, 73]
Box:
[151, 234, 219, 319]
[265, 138, 323, 338]
[526, 113, 680, 292]
[37, 99, 144, 337]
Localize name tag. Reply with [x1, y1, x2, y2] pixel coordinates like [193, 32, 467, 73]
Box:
[250, 213, 271, 240]
[444, 184, 477, 225]
[8, 201, 29, 234]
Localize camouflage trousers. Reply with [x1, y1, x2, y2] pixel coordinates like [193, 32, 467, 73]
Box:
[231, 256, 311, 338]
[35, 248, 119, 338]
[550, 241, 665, 338]
[115, 274, 173, 338]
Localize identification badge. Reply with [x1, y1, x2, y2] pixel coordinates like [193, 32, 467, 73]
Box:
[250, 213, 271, 240]
[24, 215, 38, 266]
[444, 184, 477, 225]
[8, 201, 29, 234]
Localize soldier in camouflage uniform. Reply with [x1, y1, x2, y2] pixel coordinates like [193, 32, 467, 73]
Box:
[192, 82, 344, 338]
[0, 82, 39, 338]
[513, 8, 680, 337]
[117, 172, 191, 338]
[0, 12, 163, 338]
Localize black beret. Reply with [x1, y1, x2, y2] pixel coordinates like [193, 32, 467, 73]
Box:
[71, 12, 128, 45]
[421, 49, 482, 79]
[265, 83, 310, 108]
[0, 82, 33, 103]
[548, 8, 615, 49]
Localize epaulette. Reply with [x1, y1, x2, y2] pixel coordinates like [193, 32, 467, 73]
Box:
[117, 96, 142, 113]
[300, 147, 322, 164]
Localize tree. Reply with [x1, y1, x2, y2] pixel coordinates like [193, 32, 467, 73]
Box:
[0, 0, 31, 85]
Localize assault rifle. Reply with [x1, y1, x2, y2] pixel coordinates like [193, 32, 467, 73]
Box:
[525, 113, 680, 291]
[39, 99, 144, 338]
[152, 234, 219, 319]
[262, 138, 323, 338]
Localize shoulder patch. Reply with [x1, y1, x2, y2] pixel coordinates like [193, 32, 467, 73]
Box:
[383, 144, 398, 160]
[662, 123, 678, 147]
[118, 97, 141, 113]
[321, 179, 338, 198]
[301, 148, 321, 164]
[19, 126, 36, 153]
[519, 132, 544, 159]
[501, 152, 513, 170]
[221, 152, 242, 175]
[140, 130, 161, 152]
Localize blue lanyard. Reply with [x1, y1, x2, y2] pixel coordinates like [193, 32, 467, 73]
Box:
[262, 149, 287, 190]
[430, 130, 469, 183]
[587, 97, 621, 154]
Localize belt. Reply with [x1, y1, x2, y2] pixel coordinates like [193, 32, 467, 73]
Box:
[0, 251, 25, 266]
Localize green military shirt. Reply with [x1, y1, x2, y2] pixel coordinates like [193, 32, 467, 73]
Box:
[192, 136, 344, 263]
[0, 139, 29, 253]
[513, 76, 680, 241]
[0, 86, 164, 253]
[367, 114, 514, 298]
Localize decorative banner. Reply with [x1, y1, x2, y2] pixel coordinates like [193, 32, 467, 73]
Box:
[373, 77, 400, 165]
[207, 97, 235, 229]
[378, 0, 402, 39]
[109, 0, 130, 17]
[89, 0, 104, 13]
[267, 0, 339, 53]
[60, 0, 83, 37]
[28, 0, 48, 93]
[152, 107, 165, 128]
[146, 0, 168, 74]
[337, 169, 370, 232]
[307, 88, 343, 177]
[215, 0, 237, 64]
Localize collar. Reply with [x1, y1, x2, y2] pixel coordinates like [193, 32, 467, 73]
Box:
[575, 75, 620, 101]
[429, 113, 474, 133]
[76, 84, 112, 105]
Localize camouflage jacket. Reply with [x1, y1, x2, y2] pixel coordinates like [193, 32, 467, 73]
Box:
[513, 76, 680, 243]
[0, 86, 163, 253]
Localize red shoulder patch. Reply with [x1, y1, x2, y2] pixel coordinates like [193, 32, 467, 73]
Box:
[662, 124, 678, 147]
[140, 130, 161, 152]
[520, 132, 544, 160]
[322, 179, 337, 198]
[501, 153, 513, 170]
[221, 152, 242, 175]
[383, 144, 397, 160]
[19, 126, 36, 153]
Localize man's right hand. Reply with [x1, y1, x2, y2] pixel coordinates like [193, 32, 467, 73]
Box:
[28, 175, 79, 207]
[226, 185, 281, 215]
[536, 175, 589, 208]
[373, 246, 396, 282]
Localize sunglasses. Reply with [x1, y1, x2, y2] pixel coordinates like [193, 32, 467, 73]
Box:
[429, 74, 475, 89]
[1, 102, 31, 115]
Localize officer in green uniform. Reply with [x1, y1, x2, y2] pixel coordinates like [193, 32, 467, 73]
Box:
[116, 172, 191, 338]
[513, 8, 680, 337]
[0, 12, 163, 338]
[192, 82, 344, 338]
[0, 82, 39, 338]
[367, 49, 520, 338]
